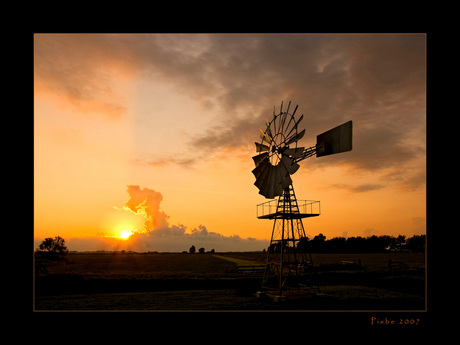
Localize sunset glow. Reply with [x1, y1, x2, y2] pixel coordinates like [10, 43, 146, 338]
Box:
[119, 231, 132, 240]
[34, 33, 426, 252]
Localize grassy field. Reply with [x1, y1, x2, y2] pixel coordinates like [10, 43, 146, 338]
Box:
[34, 252, 425, 311]
[38, 252, 236, 279]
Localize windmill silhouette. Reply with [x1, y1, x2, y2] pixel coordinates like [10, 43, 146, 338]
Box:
[252, 101, 352, 299]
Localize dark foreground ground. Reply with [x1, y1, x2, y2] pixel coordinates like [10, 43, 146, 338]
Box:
[34, 252, 425, 311]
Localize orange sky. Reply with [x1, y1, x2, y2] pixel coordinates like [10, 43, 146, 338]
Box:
[34, 33, 426, 252]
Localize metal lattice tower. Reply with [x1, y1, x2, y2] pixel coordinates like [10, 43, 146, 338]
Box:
[259, 185, 320, 296]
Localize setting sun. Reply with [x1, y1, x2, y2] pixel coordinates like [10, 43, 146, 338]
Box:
[119, 231, 132, 240]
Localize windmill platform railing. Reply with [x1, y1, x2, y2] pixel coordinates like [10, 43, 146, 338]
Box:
[257, 199, 321, 219]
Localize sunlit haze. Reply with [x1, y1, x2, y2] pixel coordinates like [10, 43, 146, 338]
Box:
[34, 33, 426, 252]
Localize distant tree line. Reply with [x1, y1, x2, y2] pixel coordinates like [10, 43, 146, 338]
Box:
[186, 245, 215, 254]
[35, 234, 425, 257]
[269, 234, 426, 254]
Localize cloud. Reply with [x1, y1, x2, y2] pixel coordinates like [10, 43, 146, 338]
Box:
[182, 34, 426, 175]
[34, 34, 136, 119]
[333, 183, 384, 193]
[146, 157, 199, 168]
[123, 185, 169, 231]
[127, 224, 268, 253]
[35, 34, 426, 185]
[364, 228, 377, 237]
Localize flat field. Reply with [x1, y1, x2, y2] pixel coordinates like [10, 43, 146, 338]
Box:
[34, 252, 425, 311]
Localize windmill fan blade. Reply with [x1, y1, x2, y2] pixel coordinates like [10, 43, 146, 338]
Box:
[266, 167, 278, 199]
[259, 128, 272, 144]
[280, 155, 300, 175]
[281, 173, 292, 189]
[254, 167, 270, 189]
[273, 165, 285, 197]
[285, 114, 303, 139]
[285, 100, 291, 114]
[273, 182, 283, 197]
[280, 155, 292, 172]
[265, 120, 273, 138]
[252, 165, 262, 179]
[280, 102, 294, 136]
[264, 165, 282, 199]
[252, 152, 268, 167]
[296, 113, 304, 127]
[289, 162, 300, 175]
[252, 158, 269, 179]
[285, 128, 305, 146]
[258, 166, 273, 197]
[253, 163, 288, 199]
[275, 163, 290, 191]
[278, 161, 289, 178]
[255, 142, 270, 152]
[283, 147, 305, 158]
[254, 159, 272, 189]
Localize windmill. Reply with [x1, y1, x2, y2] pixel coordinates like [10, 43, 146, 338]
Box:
[252, 101, 352, 300]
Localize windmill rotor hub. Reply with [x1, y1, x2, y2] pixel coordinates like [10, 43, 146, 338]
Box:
[270, 132, 285, 149]
[268, 128, 289, 166]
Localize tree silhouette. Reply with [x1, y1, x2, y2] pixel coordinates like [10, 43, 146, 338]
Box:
[37, 236, 68, 259]
[311, 233, 326, 252]
[406, 235, 425, 252]
[297, 237, 310, 253]
[396, 235, 406, 252]
[189, 245, 196, 254]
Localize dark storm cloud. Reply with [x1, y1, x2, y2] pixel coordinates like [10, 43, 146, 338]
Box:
[130, 34, 424, 175]
[181, 34, 426, 177]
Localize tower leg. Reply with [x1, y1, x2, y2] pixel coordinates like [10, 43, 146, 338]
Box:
[261, 185, 318, 297]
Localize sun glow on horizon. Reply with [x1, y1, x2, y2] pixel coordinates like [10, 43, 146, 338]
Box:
[119, 230, 132, 240]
